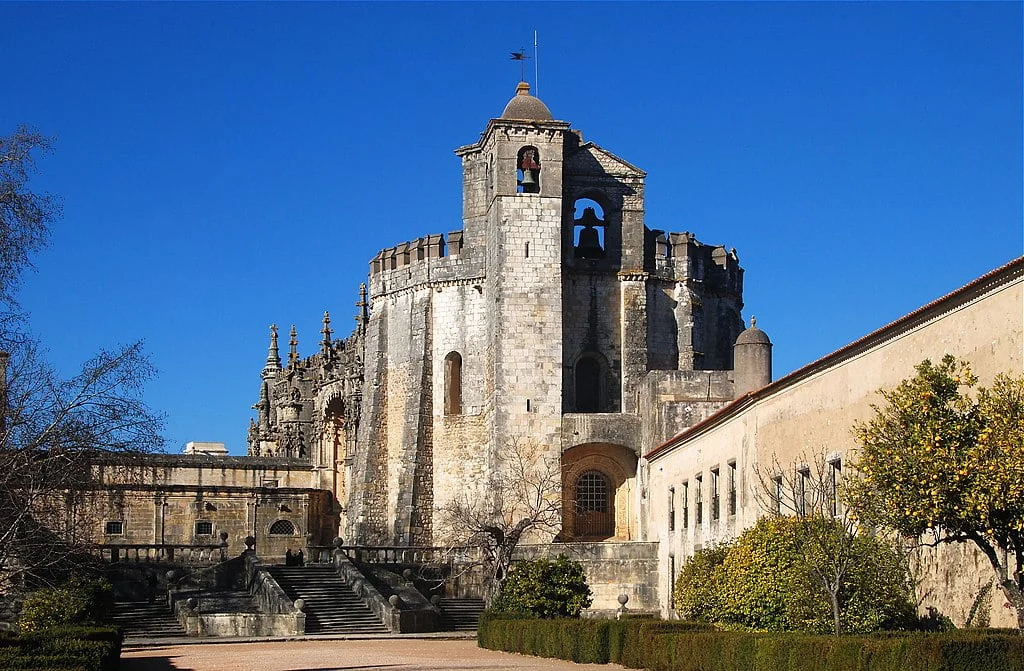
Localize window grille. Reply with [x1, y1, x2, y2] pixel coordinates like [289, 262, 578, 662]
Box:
[195, 521, 213, 536]
[269, 519, 296, 536]
[104, 520, 123, 535]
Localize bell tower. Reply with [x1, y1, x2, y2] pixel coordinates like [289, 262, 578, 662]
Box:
[455, 81, 571, 454]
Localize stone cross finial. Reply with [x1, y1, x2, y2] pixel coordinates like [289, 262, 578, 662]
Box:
[262, 325, 282, 378]
[288, 325, 299, 366]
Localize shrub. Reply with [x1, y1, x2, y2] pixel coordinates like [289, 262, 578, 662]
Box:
[18, 577, 115, 634]
[479, 615, 1024, 671]
[674, 517, 915, 633]
[490, 555, 592, 618]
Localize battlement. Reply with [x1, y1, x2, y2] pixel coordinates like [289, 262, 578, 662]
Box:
[369, 229, 484, 298]
[370, 231, 467, 274]
[650, 230, 743, 295]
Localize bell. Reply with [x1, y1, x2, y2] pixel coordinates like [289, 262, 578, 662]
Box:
[576, 224, 604, 259]
[519, 169, 539, 193]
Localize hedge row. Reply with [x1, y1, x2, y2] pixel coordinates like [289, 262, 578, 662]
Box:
[0, 626, 122, 671]
[478, 615, 1024, 671]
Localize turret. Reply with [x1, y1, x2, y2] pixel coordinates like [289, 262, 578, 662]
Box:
[733, 317, 772, 396]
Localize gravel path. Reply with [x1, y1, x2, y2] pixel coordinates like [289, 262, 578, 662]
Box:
[120, 638, 628, 671]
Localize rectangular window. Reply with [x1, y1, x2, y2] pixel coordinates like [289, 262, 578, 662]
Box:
[195, 520, 213, 536]
[711, 468, 720, 521]
[682, 481, 689, 529]
[728, 461, 737, 516]
[695, 474, 703, 524]
[104, 520, 124, 535]
[828, 458, 842, 517]
[668, 487, 675, 532]
[797, 467, 810, 517]
[772, 475, 784, 514]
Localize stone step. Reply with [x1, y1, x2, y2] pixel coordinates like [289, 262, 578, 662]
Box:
[112, 601, 186, 638]
[438, 598, 485, 631]
[265, 566, 388, 634]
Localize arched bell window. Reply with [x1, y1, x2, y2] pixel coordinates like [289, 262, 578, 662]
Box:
[517, 146, 541, 194]
[444, 351, 463, 415]
[574, 470, 613, 537]
[573, 199, 606, 258]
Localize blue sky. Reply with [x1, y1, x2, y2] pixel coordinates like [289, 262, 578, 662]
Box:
[3, 2, 1021, 455]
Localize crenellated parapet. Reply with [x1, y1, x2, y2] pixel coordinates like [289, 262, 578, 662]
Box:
[649, 229, 743, 298]
[368, 229, 483, 298]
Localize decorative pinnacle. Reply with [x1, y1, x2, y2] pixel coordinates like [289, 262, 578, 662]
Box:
[320, 311, 333, 354]
[288, 325, 299, 366]
[355, 283, 369, 328]
[262, 324, 282, 377]
[751, 316, 757, 328]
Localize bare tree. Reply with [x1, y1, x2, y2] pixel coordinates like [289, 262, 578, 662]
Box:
[0, 126, 164, 590]
[437, 438, 561, 603]
[0, 340, 164, 588]
[1, 126, 58, 305]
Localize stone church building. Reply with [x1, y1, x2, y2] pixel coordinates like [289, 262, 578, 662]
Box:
[83, 83, 1020, 624]
[244, 81, 770, 550]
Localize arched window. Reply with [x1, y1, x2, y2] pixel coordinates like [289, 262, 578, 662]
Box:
[575, 470, 613, 537]
[517, 146, 541, 194]
[268, 519, 295, 536]
[574, 355, 602, 413]
[444, 351, 463, 416]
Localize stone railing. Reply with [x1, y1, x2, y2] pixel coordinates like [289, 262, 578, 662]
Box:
[339, 545, 482, 565]
[92, 543, 226, 565]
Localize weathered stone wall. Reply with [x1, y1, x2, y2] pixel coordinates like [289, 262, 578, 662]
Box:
[89, 456, 329, 562]
[516, 542, 659, 613]
[646, 261, 1023, 623]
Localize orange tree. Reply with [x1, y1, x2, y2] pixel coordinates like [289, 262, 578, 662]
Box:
[846, 356, 1024, 631]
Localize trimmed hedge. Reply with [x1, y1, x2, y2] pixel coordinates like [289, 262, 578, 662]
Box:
[478, 615, 1024, 671]
[0, 626, 121, 671]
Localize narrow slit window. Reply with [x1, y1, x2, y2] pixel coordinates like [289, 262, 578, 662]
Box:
[444, 352, 463, 415]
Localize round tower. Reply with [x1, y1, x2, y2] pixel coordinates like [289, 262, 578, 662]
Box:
[733, 317, 772, 396]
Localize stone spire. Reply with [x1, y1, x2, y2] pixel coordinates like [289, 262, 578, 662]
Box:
[320, 311, 333, 357]
[356, 283, 369, 333]
[288, 325, 299, 367]
[262, 325, 282, 379]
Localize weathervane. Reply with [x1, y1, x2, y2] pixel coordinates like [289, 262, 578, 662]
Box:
[509, 31, 540, 93]
[510, 48, 530, 82]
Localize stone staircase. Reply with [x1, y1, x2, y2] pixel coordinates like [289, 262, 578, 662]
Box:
[438, 597, 486, 631]
[266, 565, 388, 634]
[111, 600, 186, 638]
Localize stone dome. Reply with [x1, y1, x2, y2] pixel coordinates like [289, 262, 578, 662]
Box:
[735, 318, 771, 345]
[500, 82, 553, 121]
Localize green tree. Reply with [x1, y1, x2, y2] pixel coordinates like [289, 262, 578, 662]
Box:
[490, 555, 592, 618]
[672, 543, 729, 622]
[845, 356, 1024, 631]
[673, 516, 913, 634]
